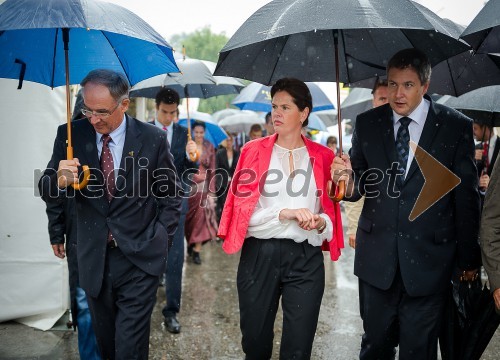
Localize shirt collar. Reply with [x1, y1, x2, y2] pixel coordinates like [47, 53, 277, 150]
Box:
[96, 114, 127, 144]
[155, 119, 173, 132]
[392, 97, 430, 126]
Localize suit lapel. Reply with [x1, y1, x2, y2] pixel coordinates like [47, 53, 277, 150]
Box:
[115, 115, 143, 193]
[489, 136, 500, 175]
[379, 107, 398, 168]
[77, 120, 102, 182]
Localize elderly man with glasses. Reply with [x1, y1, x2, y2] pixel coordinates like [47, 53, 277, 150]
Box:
[39, 69, 182, 360]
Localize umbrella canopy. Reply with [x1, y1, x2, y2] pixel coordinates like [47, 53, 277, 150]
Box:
[0, 0, 178, 88]
[212, 108, 242, 123]
[178, 112, 228, 147]
[214, 0, 469, 85]
[438, 85, 500, 127]
[130, 57, 244, 99]
[0, 0, 179, 190]
[340, 88, 373, 122]
[232, 82, 335, 112]
[346, 12, 500, 97]
[460, 0, 500, 53]
[218, 110, 264, 134]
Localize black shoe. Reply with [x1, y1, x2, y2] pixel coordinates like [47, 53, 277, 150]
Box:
[187, 245, 193, 256]
[164, 316, 181, 334]
[192, 251, 201, 265]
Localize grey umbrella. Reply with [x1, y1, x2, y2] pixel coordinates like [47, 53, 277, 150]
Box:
[438, 85, 500, 127]
[130, 55, 244, 99]
[214, 0, 468, 200]
[460, 0, 500, 53]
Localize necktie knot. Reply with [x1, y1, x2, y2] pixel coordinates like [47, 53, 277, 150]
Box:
[162, 126, 167, 131]
[102, 134, 112, 146]
[399, 116, 412, 128]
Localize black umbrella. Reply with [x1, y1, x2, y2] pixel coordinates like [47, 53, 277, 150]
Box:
[440, 276, 500, 360]
[214, 0, 469, 200]
[460, 0, 500, 53]
[438, 85, 500, 127]
[347, 11, 500, 97]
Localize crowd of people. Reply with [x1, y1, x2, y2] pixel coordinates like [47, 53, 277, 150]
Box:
[38, 47, 500, 360]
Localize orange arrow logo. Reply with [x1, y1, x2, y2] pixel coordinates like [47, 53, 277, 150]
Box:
[409, 141, 461, 221]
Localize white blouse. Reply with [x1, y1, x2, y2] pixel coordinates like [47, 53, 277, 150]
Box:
[246, 144, 333, 246]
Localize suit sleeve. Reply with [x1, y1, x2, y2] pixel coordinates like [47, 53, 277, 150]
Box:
[154, 131, 182, 238]
[345, 114, 367, 202]
[480, 158, 500, 291]
[453, 118, 481, 270]
[45, 201, 66, 245]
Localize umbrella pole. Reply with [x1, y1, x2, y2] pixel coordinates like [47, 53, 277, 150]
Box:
[184, 88, 199, 162]
[62, 28, 89, 190]
[330, 32, 345, 202]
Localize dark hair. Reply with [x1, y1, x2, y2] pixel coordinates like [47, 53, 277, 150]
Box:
[270, 78, 312, 127]
[155, 87, 180, 107]
[192, 121, 206, 130]
[265, 112, 272, 124]
[387, 48, 431, 85]
[326, 136, 337, 145]
[371, 79, 388, 94]
[250, 124, 262, 133]
[80, 69, 129, 102]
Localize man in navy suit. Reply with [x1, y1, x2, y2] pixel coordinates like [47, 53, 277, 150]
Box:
[152, 88, 197, 334]
[473, 118, 499, 194]
[39, 69, 181, 359]
[332, 49, 481, 359]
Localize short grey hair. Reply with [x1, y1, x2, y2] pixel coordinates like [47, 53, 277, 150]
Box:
[80, 69, 129, 102]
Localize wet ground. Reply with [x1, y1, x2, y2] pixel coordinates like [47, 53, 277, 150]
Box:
[1, 238, 499, 359]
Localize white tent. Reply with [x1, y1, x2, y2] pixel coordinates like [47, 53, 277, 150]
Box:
[0, 79, 70, 330]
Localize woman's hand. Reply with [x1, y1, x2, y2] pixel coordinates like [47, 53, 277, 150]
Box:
[279, 208, 325, 231]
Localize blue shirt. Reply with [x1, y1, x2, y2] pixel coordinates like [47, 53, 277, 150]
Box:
[95, 115, 127, 171]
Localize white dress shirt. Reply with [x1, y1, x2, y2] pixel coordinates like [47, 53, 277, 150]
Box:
[246, 144, 333, 246]
[154, 120, 173, 145]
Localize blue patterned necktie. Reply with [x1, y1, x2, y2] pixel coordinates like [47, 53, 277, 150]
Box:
[395, 117, 412, 178]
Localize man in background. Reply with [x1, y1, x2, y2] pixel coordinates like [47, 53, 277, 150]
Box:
[153, 88, 198, 334]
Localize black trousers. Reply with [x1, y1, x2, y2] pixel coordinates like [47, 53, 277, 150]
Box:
[237, 237, 325, 360]
[86, 247, 158, 360]
[358, 269, 446, 360]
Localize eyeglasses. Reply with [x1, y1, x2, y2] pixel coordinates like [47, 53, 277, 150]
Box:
[81, 102, 121, 119]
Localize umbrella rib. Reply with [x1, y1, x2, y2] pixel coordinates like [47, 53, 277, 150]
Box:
[101, 31, 134, 86]
[51, 28, 59, 89]
[268, 35, 291, 85]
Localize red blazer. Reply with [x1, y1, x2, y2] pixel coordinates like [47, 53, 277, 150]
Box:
[218, 134, 344, 261]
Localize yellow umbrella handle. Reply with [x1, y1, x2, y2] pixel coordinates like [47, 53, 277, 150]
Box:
[329, 179, 346, 203]
[67, 146, 90, 190]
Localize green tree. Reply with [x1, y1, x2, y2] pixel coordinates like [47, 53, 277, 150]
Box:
[169, 27, 240, 114]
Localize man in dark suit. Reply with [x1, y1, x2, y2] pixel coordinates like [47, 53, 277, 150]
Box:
[332, 48, 481, 359]
[39, 69, 181, 359]
[473, 118, 499, 193]
[151, 88, 197, 334]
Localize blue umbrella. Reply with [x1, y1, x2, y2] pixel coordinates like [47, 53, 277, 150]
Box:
[0, 0, 178, 189]
[232, 82, 335, 112]
[178, 112, 228, 147]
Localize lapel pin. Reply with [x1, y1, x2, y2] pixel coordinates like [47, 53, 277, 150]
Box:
[129, 151, 134, 157]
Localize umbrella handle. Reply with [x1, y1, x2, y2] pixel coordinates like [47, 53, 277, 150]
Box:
[67, 146, 90, 190]
[329, 179, 345, 202]
[189, 150, 200, 162]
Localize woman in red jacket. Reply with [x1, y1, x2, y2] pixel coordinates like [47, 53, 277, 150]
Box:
[218, 78, 344, 359]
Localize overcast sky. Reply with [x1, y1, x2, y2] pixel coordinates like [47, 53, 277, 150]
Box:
[106, 0, 487, 41]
